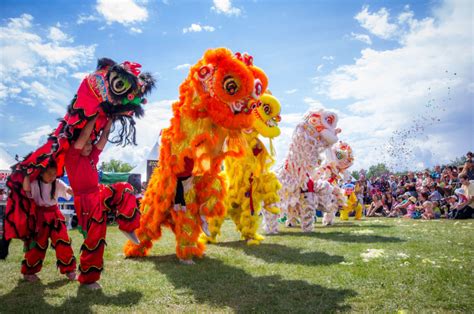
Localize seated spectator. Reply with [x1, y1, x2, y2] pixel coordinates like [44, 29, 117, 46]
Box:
[431, 165, 441, 180]
[432, 201, 442, 219]
[441, 195, 458, 218]
[404, 172, 417, 197]
[366, 194, 384, 217]
[421, 201, 435, 220]
[403, 196, 417, 218]
[382, 192, 394, 215]
[459, 151, 474, 180]
[428, 184, 442, 202]
[451, 174, 474, 219]
[389, 193, 410, 217]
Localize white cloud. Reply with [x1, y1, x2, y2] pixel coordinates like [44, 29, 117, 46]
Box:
[130, 27, 143, 34]
[0, 14, 96, 111]
[174, 63, 191, 70]
[355, 6, 398, 39]
[19, 125, 53, 146]
[71, 72, 89, 80]
[28, 42, 95, 67]
[28, 81, 69, 114]
[322, 56, 334, 61]
[317, 64, 324, 72]
[96, 0, 148, 25]
[101, 100, 175, 178]
[48, 26, 74, 43]
[315, 0, 473, 171]
[285, 89, 298, 94]
[76, 14, 100, 25]
[182, 23, 215, 34]
[350, 32, 372, 45]
[211, 0, 241, 16]
[303, 97, 325, 110]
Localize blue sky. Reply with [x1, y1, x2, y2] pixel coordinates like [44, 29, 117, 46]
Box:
[1, 0, 472, 175]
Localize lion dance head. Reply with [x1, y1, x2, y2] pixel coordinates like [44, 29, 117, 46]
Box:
[250, 93, 282, 138]
[187, 48, 268, 130]
[330, 141, 354, 171]
[301, 110, 340, 147]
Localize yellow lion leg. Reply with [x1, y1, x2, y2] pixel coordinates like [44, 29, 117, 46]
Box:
[340, 208, 349, 220]
[238, 201, 264, 245]
[355, 204, 363, 220]
[198, 216, 224, 244]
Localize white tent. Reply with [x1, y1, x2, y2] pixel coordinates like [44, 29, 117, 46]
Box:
[146, 141, 160, 182]
[0, 147, 15, 189]
[0, 147, 15, 170]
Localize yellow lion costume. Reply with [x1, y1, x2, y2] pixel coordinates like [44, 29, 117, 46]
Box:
[123, 48, 269, 262]
[200, 93, 282, 245]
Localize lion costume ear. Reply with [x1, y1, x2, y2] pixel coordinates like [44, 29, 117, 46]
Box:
[97, 58, 116, 70]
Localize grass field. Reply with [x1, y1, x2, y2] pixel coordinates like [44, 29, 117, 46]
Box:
[1, 217, 473, 313]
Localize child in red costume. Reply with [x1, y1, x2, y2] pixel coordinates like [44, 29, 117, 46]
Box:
[21, 163, 77, 282]
[65, 116, 140, 289]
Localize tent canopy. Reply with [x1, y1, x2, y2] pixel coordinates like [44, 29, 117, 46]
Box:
[0, 147, 15, 170]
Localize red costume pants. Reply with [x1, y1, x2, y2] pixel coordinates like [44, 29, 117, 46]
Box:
[74, 183, 140, 284]
[22, 205, 76, 275]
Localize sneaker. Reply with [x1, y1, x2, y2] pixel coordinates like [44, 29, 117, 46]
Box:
[23, 274, 39, 282]
[121, 230, 141, 245]
[81, 282, 102, 290]
[66, 272, 76, 281]
[200, 215, 211, 237]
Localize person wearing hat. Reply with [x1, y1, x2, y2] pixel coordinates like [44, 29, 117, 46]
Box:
[390, 193, 412, 217]
[451, 174, 474, 219]
[403, 196, 417, 218]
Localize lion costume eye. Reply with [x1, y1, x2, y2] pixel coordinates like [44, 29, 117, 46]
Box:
[252, 78, 263, 99]
[325, 115, 335, 126]
[109, 72, 132, 95]
[308, 116, 319, 126]
[263, 103, 271, 115]
[223, 76, 239, 95]
[198, 65, 213, 81]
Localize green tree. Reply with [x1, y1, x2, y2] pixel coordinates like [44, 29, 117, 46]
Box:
[351, 170, 360, 180]
[449, 155, 466, 167]
[367, 163, 390, 179]
[99, 159, 135, 173]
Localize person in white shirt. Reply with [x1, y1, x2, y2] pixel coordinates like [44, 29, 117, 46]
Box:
[21, 162, 77, 282]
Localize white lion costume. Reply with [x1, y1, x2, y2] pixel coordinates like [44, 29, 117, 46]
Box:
[263, 110, 340, 233]
[313, 141, 354, 225]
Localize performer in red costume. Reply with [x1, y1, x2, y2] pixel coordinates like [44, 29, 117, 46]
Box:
[21, 162, 76, 282]
[65, 116, 140, 290]
[1, 58, 154, 262]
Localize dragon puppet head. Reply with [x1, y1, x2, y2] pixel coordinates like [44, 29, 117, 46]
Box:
[66, 58, 156, 146]
[95, 58, 155, 118]
[330, 141, 354, 171]
[190, 48, 269, 130]
[302, 109, 340, 147]
[250, 93, 282, 138]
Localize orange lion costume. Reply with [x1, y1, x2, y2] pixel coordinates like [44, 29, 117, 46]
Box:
[124, 48, 269, 262]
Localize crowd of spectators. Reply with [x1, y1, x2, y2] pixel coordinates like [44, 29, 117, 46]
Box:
[355, 152, 474, 220]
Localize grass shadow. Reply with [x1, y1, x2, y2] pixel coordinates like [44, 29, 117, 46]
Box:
[0, 278, 142, 313]
[135, 255, 356, 313]
[218, 241, 344, 266]
[273, 231, 404, 243]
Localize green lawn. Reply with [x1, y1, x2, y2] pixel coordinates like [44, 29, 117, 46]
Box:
[1, 217, 473, 313]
